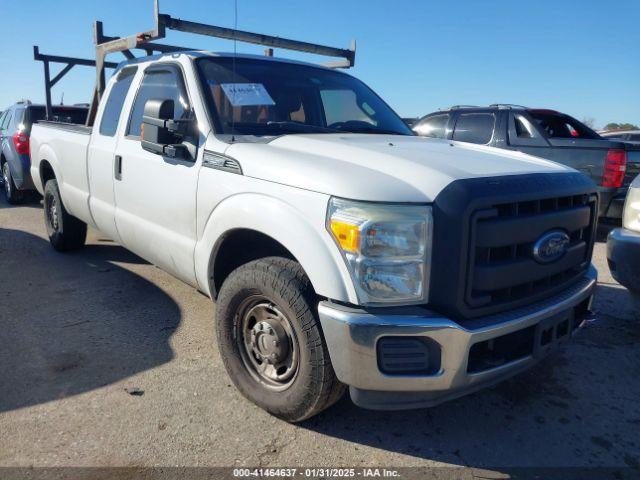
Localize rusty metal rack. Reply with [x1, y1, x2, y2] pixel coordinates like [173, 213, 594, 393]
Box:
[34, 1, 356, 126]
[33, 37, 190, 122]
[32, 46, 117, 121]
[91, 0, 356, 125]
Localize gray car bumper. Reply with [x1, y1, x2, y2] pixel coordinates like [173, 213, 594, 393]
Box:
[607, 228, 640, 295]
[598, 187, 626, 220]
[318, 265, 597, 410]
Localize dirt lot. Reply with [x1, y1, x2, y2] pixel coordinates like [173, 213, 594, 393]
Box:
[1, 194, 639, 474]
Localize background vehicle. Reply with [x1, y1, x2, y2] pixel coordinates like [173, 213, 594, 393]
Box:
[607, 174, 640, 307]
[600, 129, 640, 146]
[412, 105, 640, 220]
[29, 4, 598, 422]
[401, 117, 419, 128]
[0, 101, 87, 203]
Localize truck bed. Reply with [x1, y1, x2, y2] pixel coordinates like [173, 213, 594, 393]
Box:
[30, 121, 93, 224]
[35, 120, 93, 135]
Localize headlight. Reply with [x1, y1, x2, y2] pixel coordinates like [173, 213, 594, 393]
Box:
[623, 185, 640, 233]
[327, 197, 432, 305]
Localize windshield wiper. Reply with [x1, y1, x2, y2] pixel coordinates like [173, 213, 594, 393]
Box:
[225, 121, 340, 136]
[339, 125, 408, 135]
[265, 121, 341, 134]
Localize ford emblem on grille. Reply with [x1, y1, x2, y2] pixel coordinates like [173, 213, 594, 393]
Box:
[532, 230, 570, 264]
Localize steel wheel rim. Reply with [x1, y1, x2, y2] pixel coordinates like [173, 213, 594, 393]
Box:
[236, 296, 300, 391]
[45, 192, 59, 232]
[2, 163, 10, 197]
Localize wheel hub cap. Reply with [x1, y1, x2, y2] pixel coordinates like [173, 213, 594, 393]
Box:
[3, 164, 10, 196]
[49, 198, 59, 231]
[237, 299, 299, 391]
[250, 320, 289, 363]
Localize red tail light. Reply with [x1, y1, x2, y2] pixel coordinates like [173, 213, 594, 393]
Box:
[12, 132, 30, 156]
[602, 149, 627, 188]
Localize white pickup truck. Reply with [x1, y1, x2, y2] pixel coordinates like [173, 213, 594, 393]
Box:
[31, 51, 599, 422]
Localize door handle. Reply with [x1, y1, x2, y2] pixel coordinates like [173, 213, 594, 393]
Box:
[114, 155, 123, 181]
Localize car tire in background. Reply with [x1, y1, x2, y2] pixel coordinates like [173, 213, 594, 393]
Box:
[43, 179, 87, 252]
[2, 161, 24, 204]
[215, 257, 346, 422]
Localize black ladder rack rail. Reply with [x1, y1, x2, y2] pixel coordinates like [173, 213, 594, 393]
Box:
[33, 46, 119, 122]
[33, 29, 191, 123]
[87, 0, 356, 125]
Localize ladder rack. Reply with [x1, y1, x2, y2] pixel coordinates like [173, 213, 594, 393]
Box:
[33, 46, 118, 121]
[86, 0, 356, 125]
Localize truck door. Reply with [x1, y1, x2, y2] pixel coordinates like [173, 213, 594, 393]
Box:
[88, 66, 138, 241]
[113, 64, 199, 285]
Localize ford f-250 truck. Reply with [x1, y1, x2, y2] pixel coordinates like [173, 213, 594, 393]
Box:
[30, 51, 599, 421]
[29, 11, 598, 422]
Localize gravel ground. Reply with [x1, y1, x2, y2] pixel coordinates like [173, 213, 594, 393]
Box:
[1, 193, 639, 474]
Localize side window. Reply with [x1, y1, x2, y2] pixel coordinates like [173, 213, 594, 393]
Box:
[513, 114, 536, 138]
[99, 67, 137, 137]
[452, 113, 495, 144]
[12, 109, 25, 129]
[527, 111, 598, 139]
[1, 110, 12, 131]
[628, 134, 640, 141]
[127, 68, 191, 137]
[413, 114, 449, 138]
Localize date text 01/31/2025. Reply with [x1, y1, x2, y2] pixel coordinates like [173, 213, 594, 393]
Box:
[232, 468, 400, 478]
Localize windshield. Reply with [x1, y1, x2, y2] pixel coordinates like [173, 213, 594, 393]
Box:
[196, 57, 412, 138]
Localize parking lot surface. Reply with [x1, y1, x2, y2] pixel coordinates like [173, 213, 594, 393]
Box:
[1, 195, 639, 473]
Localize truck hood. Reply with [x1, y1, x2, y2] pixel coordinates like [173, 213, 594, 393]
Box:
[225, 134, 574, 202]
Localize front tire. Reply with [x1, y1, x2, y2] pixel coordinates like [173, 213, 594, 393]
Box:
[2, 161, 23, 204]
[216, 257, 346, 422]
[43, 179, 87, 252]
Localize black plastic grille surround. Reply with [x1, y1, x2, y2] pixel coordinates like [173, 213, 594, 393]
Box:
[468, 193, 596, 309]
[429, 172, 598, 320]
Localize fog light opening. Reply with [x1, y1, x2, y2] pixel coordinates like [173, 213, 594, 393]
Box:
[377, 337, 441, 375]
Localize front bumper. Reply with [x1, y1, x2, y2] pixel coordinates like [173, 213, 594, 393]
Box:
[598, 187, 625, 220]
[607, 228, 640, 294]
[318, 265, 597, 410]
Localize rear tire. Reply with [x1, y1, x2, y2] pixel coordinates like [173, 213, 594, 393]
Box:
[2, 161, 23, 204]
[44, 179, 87, 252]
[216, 257, 346, 422]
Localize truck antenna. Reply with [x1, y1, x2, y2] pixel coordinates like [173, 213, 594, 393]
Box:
[231, 0, 238, 143]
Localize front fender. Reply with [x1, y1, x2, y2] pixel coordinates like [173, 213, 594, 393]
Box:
[194, 192, 358, 304]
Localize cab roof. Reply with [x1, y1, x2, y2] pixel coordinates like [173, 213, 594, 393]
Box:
[117, 50, 341, 73]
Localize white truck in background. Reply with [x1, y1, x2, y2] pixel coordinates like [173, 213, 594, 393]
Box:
[30, 7, 598, 422]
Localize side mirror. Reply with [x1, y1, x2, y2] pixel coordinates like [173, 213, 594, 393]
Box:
[141, 99, 192, 159]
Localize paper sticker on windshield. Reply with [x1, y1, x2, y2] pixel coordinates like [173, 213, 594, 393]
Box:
[220, 83, 275, 107]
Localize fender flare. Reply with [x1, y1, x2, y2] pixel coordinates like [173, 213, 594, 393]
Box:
[32, 144, 62, 195]
[194, 193, 358, 304]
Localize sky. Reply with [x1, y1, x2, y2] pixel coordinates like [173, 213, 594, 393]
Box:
[0, 0, 638, 129]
